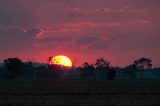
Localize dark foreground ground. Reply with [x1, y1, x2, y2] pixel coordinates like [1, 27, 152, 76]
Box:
[0, 80, 160, 106]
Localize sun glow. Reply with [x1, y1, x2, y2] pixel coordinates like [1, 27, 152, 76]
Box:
[50, 55, 72, 67]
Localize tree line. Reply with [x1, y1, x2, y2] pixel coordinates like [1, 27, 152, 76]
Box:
[0, 57, 160, 80]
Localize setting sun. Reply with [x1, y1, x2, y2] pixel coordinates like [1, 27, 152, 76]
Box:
[50, 55, 72, 67]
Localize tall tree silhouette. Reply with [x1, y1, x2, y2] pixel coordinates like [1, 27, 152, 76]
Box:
[95, 58, 110, 79]
[4, 58, 24, 79]
[134, 58, 152, 70]
[48, 56, 53, 64]
[133, 57, 152, 79]
[95, 58, 110, 68]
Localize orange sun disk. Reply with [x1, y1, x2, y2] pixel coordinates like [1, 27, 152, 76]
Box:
[50, 55, 72, 67]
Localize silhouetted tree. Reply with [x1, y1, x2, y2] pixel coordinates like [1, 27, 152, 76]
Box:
[134, 58, 152, 70]
[134, 57, 152, 79]
[4, 58, 24, 79]
[94, 58, 110, 79]
[48, 56, 53, 64]
[95, 58, 110, 68]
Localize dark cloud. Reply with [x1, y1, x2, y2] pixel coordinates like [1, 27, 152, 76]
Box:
[96, 7, 111, 14]
[75, 36, 109, 51]
[0, 27, 41, 51]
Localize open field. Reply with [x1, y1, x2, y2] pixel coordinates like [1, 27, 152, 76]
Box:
[0, 80, 160, 106]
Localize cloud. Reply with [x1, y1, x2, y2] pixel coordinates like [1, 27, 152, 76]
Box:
[0, 26, 41, 51]
[96, 7, 111, 14]
[75, 36, 109, 51]
[33, 33, 73, 50]
[63, 7, 84, 17]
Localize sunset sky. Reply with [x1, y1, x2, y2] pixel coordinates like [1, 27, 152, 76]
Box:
[0, 0, 160, 67]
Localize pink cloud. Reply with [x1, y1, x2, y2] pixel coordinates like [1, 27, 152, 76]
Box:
[96, 7, 111, 14]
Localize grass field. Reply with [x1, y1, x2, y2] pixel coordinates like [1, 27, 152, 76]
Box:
[0, 80, 160, 106]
